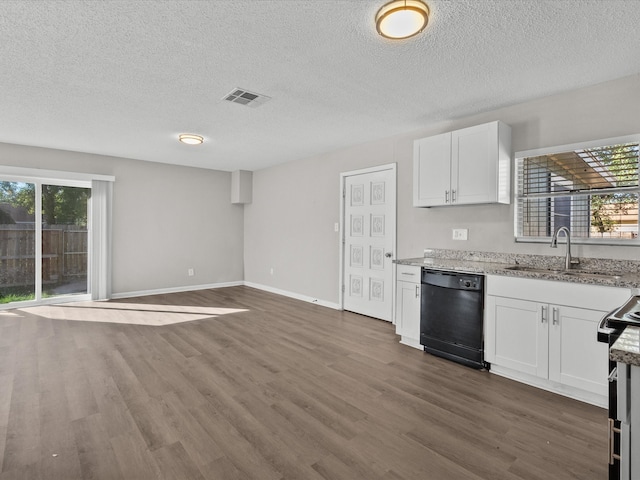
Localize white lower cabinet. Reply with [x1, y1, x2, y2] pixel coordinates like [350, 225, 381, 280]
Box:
[485, 296, 549, 378]
[549, 305, 610, 394]
[395, 265, 422, 349]
[485, 275, 630, 406]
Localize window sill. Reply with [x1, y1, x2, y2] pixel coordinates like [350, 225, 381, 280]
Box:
[516, 236, 640, 247]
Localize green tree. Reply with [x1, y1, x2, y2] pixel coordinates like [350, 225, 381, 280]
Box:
[0, 181, 35, 212]
[591, 193, 632, 234]
[0, 182, 88, 226]
[588, 144, 638, 235]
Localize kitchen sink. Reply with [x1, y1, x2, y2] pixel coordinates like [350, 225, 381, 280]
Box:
[505, 265, 563, 274]
[504, 265, 623, 279]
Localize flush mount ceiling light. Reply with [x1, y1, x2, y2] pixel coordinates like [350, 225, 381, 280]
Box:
[375, 0, 429, 40]
[178, 134, 204, 145]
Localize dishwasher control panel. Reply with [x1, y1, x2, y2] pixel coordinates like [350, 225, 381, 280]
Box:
[458, 277, 481, 290]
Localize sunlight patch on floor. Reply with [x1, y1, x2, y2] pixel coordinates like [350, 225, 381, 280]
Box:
[19, 302, 249, 326]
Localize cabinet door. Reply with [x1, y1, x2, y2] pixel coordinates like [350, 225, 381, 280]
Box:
[485, 295, 548, 378]
[548, 305, 609, 396]
[451, 122, 497, 205]
[413, 132, 451, 206]
[395, 280, 421, 341]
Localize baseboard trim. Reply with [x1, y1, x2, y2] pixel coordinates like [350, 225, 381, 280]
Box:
[489, 364, 607, 408]
[243, 282, 341, 310]
[111, 281, 342, 311]
[111, 281, 244, 300]
[399, 336, 423, 350]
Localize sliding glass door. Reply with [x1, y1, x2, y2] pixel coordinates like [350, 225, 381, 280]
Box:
[41, 184, 90, 298]
[0, 181, 36, 303]
[1, 179, 91, 305]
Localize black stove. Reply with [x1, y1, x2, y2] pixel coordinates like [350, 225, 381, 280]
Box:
[597, 295, 640, 480]
[623, 310, 640, 323]
[605, 296, 640, 327]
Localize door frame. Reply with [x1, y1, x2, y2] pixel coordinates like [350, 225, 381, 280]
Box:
[339, 163, 397, 317]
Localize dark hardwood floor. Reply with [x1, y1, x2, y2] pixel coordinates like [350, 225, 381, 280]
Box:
[0, 286, 607, 479]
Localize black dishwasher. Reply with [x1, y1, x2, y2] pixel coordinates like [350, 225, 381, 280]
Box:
[420, 269, 487, 369]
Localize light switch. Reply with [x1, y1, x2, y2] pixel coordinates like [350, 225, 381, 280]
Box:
[453, 228, 468, 240]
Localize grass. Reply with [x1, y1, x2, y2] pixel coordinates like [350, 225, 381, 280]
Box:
[0, 287, 68, 304]
[0, 290, 36, 304]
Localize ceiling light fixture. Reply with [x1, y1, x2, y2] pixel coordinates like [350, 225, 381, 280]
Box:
[178, 134, 204, 145]
[375, 0, 429, 40]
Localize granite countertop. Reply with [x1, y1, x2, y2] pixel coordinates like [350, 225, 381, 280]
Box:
[395, 248, 640, 366]
[395, 256, 640, 289]
[610, 326, 640, 367]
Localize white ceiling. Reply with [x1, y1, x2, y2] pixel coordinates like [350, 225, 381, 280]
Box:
[1, 0, 640, 172]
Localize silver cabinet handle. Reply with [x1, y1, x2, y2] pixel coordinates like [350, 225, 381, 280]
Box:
[445, 190, 449, 203]
[552, 307, 559, 325]
[609, 418, 622, 465]
[541, 305, 547, 323]
[452, 189, 456, 203]
[415, 285, 420, 298]
[609, 418, 615, 465]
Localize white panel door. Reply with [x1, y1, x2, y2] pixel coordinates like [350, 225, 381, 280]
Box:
[343, 165, 396, 321]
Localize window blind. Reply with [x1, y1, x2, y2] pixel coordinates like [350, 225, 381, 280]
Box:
[516, 142, 640, 241]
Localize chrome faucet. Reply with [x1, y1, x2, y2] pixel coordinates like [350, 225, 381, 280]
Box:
[550, 226, 580, 270]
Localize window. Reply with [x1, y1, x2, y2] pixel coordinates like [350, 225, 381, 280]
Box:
[516, 136, 640, 244]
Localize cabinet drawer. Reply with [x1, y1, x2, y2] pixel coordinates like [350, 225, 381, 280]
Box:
[486, 274, 630, 312]
[397, 265, 421, 283]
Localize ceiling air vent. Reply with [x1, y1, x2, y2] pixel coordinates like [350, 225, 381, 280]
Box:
[222, 88, 271, 108]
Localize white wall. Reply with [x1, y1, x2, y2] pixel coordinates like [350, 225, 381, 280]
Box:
[244, 74, 640, 305]
[244, 139, 396, 304]
[0, 143, 244, 296]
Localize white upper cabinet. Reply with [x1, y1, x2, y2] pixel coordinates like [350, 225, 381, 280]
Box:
[413, 120, 512, 207]
[413, 132, 451, 206]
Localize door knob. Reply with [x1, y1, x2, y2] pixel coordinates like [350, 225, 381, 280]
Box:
[385, 252, 392, 258]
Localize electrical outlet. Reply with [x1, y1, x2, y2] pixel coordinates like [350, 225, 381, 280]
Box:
[334, 222, 339, 232]
[188, 268, 195, 276]
[270, 268, 274, 275]
[452, 228, 468, 241]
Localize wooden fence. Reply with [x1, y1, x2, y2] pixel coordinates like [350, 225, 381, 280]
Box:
[0, 226, 87, 288]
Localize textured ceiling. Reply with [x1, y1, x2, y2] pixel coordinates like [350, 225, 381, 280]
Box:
[1, 0, 640, 172]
